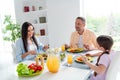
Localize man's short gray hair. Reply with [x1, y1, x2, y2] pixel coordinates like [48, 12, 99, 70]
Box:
[76, 17, 86, 23]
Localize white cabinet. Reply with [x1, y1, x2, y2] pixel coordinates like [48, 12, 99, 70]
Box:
[14, 0, 49, 45]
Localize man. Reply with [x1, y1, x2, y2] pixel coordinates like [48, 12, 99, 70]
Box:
[66, 17, 98, 50]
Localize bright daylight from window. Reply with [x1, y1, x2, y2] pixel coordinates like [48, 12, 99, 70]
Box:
[84, 0, 120, 51]
[0, 0, 15, 53]
[0, 0, 15, 65]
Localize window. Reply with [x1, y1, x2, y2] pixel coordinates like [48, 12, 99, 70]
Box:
[84, 0, 120, 51]
[0, 0, 15, 52]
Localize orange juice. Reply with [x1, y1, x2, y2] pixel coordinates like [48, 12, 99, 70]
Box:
[67, 54, 73, 64]
[46, 54, 60, 73]
[61, 45, 65, 52]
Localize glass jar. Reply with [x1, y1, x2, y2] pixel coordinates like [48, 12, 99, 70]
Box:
[46, 51, 60, 73]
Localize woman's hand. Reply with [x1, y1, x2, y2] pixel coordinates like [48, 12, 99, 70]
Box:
[29, 50, 36, 55]
[22, 50, 36, 59]
[43, 44, 49, 51]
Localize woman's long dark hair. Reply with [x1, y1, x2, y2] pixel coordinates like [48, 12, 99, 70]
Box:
[21, 22, 39, 52]
[94, 35, 113, 76]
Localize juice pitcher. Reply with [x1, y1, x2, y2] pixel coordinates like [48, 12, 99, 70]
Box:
[46, 52, 60, 73]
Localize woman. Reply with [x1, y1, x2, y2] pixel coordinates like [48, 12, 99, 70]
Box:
[16, 22, 49, 62]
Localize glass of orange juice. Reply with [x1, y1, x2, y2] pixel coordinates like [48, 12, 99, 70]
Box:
[61, 45, 65, 52]
[67, 54, 73, 67]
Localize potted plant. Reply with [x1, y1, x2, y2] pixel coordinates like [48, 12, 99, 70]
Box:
[2, 15, 21, 43]
[2, 15, 21, 62]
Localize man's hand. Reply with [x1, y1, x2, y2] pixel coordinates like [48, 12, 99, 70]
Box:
[84, 44, 90, 50]
[64, 44, 70, 50]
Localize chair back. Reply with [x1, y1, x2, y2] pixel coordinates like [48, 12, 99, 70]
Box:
[106, 51, 120, 80]
[11, 43, 17, 63]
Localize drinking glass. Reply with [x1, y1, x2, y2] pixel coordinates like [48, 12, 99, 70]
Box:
[67, 54, 73, 67]
[61, 45, 65, 52]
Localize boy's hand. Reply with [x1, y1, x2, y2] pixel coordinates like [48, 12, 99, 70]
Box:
[81, 55, 88, 63]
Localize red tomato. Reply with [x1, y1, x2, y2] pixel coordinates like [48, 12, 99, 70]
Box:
[31, 63, 36, 66]
[70, 50, 74, 52]
[28, 63, 37, 72]
[77, 57, 82, 61]
[33, 66, 37, 72]
[37, 65, 42, 71]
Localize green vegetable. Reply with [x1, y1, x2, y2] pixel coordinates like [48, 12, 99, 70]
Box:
[17, 63, 30, 75]
[16, 63, 44, 76]
[29, 69, 35, 75]
[60, 53, 66, 60]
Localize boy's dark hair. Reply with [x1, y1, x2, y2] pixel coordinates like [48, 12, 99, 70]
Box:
[97, 35, 113, 50]
[76, 17, 86, 23]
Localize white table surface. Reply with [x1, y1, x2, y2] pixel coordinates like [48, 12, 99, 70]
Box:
[0, 60, 91, 80]
[1, 50, 103, 80]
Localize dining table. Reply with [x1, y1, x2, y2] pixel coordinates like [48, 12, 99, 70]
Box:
[0, 50, 101, 80]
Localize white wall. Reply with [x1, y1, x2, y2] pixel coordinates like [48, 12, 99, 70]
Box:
[14, 0, 26, 25]
[47, 0, 80, 48]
